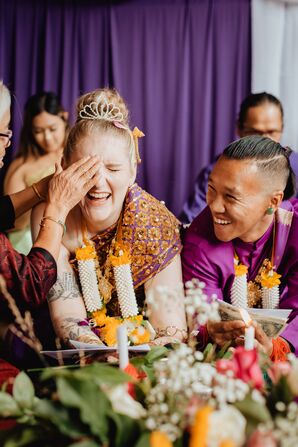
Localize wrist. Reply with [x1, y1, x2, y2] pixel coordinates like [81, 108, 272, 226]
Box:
[44, 203, 68, 223]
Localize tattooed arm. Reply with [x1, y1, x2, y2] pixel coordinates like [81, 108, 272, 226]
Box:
[47, 243, 102, 346]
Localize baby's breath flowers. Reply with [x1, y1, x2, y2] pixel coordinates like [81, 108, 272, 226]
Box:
[184, 279, 220, 327]
[144, 344, 250, 442]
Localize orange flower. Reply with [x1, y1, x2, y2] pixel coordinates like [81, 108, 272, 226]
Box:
[189, 406, 213, 447]
[75, 245, 97, 260]
[235, 263, 248, 277]
[110, 243, 131, 266]
[100, 317, 122, 346]
[260, 270, 281, 288]
[92, 308, 107, 327]
[129, 327, 151, 345]
[150, 431, 173, 447]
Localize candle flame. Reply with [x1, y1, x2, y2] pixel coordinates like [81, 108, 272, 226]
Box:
[239, 308, 252, 327]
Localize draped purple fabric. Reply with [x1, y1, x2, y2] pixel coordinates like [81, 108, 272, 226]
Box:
[0, 0, 251, 215]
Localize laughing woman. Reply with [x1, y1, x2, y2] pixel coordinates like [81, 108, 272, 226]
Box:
[182, 135, 298, 361]
[32, 88, 187, 348]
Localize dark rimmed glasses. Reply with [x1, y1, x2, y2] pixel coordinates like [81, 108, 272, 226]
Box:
[0, 130, 13, 147]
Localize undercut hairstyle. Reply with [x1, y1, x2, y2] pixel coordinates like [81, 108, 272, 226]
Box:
[222, 135, 296, 200]
[0, 80, 11, 120]
[17, 91, 69, 160]
[238, 92, 284, 131]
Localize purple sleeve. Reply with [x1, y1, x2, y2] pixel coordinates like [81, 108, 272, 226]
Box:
[179, 162, 215, 224]
[182, 213, 225, 300]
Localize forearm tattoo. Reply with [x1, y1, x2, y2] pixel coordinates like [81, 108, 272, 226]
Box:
[47, 272, 81, 302]
[59, 317, 101, 344]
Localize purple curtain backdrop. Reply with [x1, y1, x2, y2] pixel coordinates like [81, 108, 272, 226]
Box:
[0, 0, 251, 215]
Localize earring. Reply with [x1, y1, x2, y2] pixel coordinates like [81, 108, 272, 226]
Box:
[266, 207, 274, 215]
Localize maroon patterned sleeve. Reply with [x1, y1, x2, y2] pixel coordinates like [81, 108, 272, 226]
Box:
[0, 233, 57, 308]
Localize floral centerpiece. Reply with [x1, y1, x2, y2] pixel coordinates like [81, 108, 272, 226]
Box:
[0, 280, 298, 447]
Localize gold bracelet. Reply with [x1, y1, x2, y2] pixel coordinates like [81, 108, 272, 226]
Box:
[40, 216, 66, 235]
[32, 183, 46, 201]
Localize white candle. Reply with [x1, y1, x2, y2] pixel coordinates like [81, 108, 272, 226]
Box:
[244, 325, 255, 350]
[117, 324, 129, 369]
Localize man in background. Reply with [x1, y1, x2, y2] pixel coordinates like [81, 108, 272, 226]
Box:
[180, 92, 298, 224]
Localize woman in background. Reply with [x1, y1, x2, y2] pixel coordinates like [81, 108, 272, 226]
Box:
[4, 92, 69, 254]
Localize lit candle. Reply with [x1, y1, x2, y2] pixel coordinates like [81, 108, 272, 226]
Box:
[239, 308, 255, 350]
[117, 324, 129, 369]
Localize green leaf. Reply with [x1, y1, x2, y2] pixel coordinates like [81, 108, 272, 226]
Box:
[144, 346, 167, 364]
[34, 398, 88, 438]
[235, 393, 271, 425]
[56, 376, 111, 442]
[0, 427, 43, 447]
[108, 411, 140, 447]
[12, 372, 35, 409]
[134, 432, 150, 447]
[0, 392, 21, 417]
[73, 363, 131, 386]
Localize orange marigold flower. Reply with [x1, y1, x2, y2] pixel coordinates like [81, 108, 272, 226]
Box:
[75, 245, 97, 260]
[235, 263, 248, 277]
[189, 406, 213, 447]
[150, 431, 173, 447]
[101, 317, 122, 346]
[260, 270, 281, 288]
[129, 327, 151, 345]
[92, 308, 107, 327]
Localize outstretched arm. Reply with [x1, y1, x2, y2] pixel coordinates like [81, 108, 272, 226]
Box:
[145, 254, 187, 345]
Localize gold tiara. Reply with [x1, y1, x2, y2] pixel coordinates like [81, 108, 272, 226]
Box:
[79, 95, 124, 122]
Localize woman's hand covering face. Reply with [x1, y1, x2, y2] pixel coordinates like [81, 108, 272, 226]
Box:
[47, 156, 100, 218]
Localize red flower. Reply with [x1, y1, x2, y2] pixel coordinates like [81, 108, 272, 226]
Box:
[216, 347, 264, 389]
[124, 363, 146, 398]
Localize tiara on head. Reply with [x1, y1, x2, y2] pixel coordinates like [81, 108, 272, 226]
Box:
[79, 95, 124, 122]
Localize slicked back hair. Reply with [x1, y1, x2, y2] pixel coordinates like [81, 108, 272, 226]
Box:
[222, 135, 296, 200]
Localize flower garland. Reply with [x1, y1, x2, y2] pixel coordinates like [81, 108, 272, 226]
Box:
[75, 220, 152, 346]
[231, 218, 281, 309]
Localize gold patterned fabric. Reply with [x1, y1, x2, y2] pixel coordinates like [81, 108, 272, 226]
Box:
[72, 183, 182, 316]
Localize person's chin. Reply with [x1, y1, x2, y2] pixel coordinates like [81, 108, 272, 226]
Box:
[213, 224, 234, 242]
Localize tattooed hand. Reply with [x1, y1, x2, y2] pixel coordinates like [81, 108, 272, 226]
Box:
[60, 317, 103, 346]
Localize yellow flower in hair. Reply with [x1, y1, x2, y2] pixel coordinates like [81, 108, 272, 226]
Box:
[150, 431, 172, 447]
[75, 245, 97, 261]
[260, 270, 281, 288]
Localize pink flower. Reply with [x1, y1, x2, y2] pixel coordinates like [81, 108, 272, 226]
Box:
[247, 430, 277, 447]
[216, 347, 264, 389]
[268, 361, 291, 384]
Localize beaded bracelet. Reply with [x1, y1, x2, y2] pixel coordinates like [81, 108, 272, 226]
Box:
[40, 216, 66, 235]
[32, 182, 46, 201]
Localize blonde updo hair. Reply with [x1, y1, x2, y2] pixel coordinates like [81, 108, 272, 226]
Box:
[0, 81, 11, 120]
[65, 88, 136, 165]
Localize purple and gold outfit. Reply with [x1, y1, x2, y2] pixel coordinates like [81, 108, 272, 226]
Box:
[73, 183, 181, 315]
[182, 199, 298, 355]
